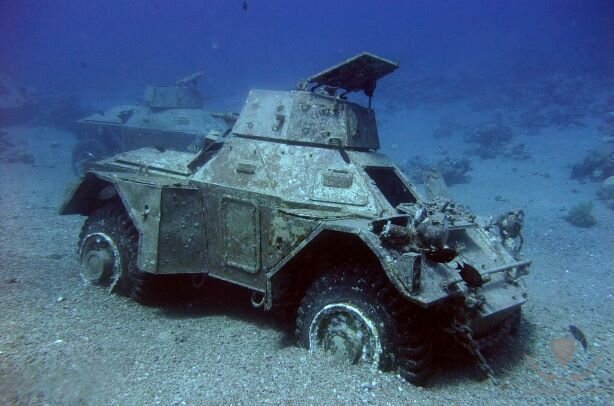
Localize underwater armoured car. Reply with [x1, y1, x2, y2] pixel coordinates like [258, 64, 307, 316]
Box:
[60, 53, 530, 385]
[71, 72, 228, 174]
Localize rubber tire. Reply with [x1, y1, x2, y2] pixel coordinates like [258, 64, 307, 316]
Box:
[71, 139, 110, 176]
[78, 203, 150, 303]
[296, 268, 433, 385]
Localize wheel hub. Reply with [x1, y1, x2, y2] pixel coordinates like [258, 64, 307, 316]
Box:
[309, 303, 382, 367]
[79, 232, 121, 286]
[83, 249, 113, 281]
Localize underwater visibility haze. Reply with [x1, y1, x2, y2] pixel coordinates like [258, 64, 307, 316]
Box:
[0, 0, 612, 404]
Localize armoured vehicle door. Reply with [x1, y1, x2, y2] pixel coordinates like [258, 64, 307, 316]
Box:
[157, 186, 206, 274]
[220, 196, 260, 273]
[201, 186, 264, 290]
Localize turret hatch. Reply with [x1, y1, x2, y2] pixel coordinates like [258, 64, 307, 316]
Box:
[300, 52, 399, 97]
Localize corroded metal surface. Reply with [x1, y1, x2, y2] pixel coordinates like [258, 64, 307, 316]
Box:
[300, 52, 399, 96]
[157, 187, 205, 273]
[232, 90, 379, 149]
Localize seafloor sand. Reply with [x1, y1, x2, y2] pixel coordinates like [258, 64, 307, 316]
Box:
[0, 110, 612, 404]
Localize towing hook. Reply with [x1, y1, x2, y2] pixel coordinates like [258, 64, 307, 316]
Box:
[250, 292, 265, 308]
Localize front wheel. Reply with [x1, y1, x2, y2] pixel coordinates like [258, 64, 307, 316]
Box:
[296, 269, 434, 385]
[78, 203, 151, 302]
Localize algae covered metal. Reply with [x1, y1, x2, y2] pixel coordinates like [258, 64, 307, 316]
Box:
[60, 53, 530, 385]
[71, 72, 228, 174]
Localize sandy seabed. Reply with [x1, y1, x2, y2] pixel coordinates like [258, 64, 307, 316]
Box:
[0, 116, 612, 405]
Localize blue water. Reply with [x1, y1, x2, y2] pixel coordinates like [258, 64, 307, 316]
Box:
[1, 2, 613, 403]
[2, 0, 612, 109]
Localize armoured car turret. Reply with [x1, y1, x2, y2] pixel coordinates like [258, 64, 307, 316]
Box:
[60, 53, 530, 385]
[71, 72, 230, 174]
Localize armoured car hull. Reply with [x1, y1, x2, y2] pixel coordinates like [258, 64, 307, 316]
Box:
[60, 53, 530, 385]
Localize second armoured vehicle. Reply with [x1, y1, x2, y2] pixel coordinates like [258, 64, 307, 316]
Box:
[60, 53, 530, 384]
[71, 72, 231, 174]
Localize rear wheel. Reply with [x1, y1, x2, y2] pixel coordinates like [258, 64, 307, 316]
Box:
[296, 268, 433, 385]
[78, 203, 151, 302]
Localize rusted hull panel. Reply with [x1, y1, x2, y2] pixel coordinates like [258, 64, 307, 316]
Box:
[157, 187, 205, 274]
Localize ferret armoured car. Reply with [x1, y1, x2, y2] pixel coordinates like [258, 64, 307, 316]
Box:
[60, 53, 530, 384]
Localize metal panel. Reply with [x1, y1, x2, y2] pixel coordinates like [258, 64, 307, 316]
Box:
[157, 187, 205, 273]
[232, 90, 379, 150]
[310, 168, 369, 206]
[222, 197, 261, 273]
[303, 52, 399, 95]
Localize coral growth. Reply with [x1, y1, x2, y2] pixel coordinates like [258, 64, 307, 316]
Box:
[517, 107, 551, 136]
[563, 202, 597, 228]
[432, 114, 465, 138]
[598, 109, 614, 143]
[0, 73, 36, 125]
[596, 176, 614, 211]
[0, 129, 36, 166]
[570, 149, 614, 182]
[400, 156, 472, 185]
[465, 122, 513, 147]
[502, 143, 531, 160]
[463, 122, 513, 159]
[0, 129, 11, 153]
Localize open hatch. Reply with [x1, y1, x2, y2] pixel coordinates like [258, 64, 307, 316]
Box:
[299, 52, 399, 99]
